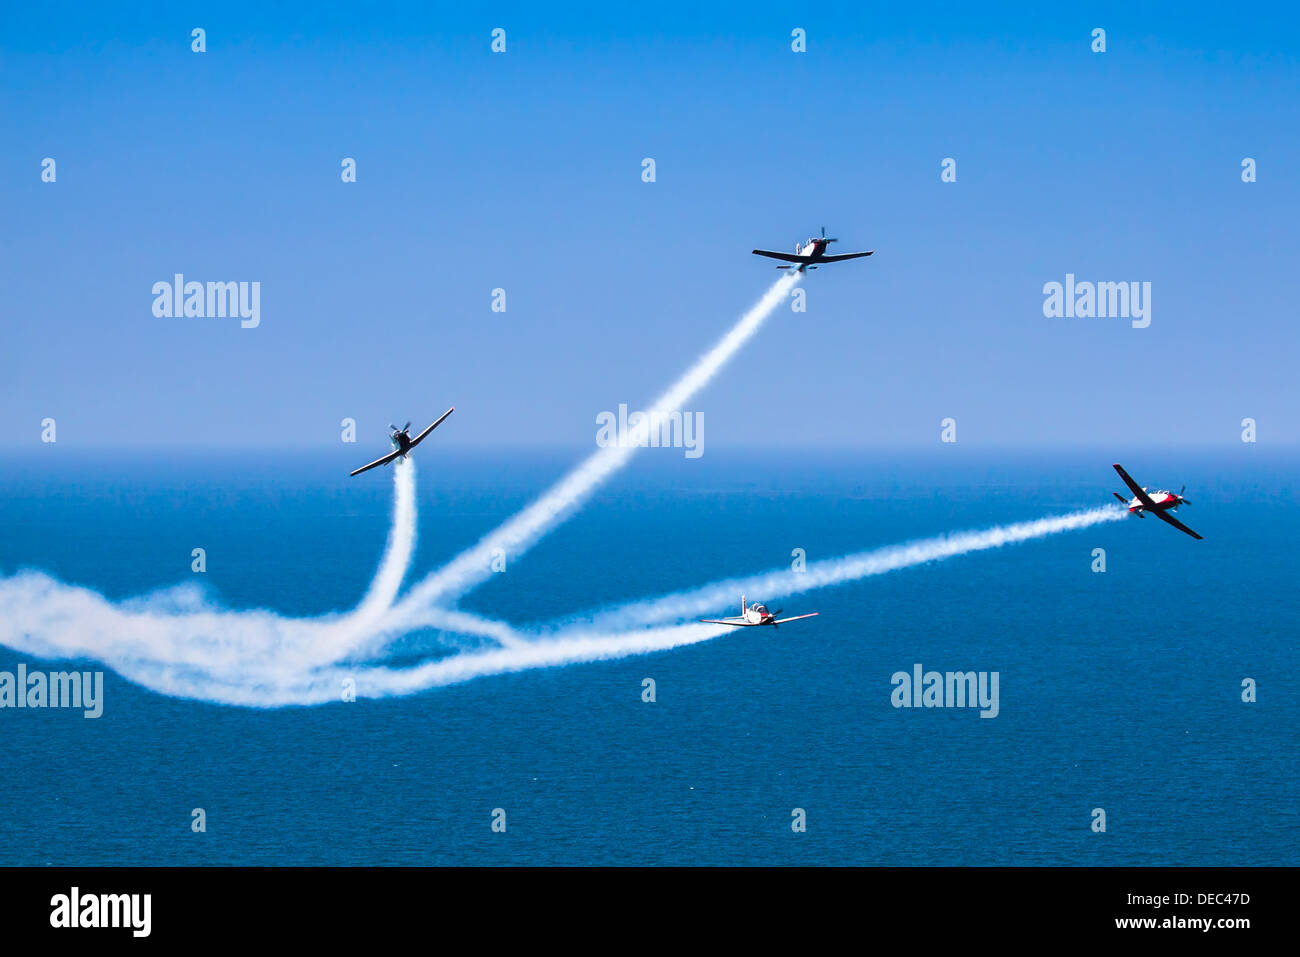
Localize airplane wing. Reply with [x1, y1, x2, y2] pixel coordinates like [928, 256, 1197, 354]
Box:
[1151, 509, 1203, 540]
[1112, 464, 1157, 509]
[409, 406, 455, 448]
[699, 617, 757, 627]
[772, 613, 819, 624]
[752, 249, 814, 264]
[349, 449, 402, 477]
[818, 251, 874, 262]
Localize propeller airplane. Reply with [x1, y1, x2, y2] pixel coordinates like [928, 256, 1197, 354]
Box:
[349, 407, 454, 477]
[700, 595, 819, 629]
[1112, 463, 1202, 540]
[752, 226, 874, 272]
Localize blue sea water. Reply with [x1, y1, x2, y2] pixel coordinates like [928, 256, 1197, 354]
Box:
[0, 447, 1296, 866]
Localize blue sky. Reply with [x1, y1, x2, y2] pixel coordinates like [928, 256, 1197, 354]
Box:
[2, 2, 1296, 448]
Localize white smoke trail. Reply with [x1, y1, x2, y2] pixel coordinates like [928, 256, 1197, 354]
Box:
[5, 506, 1119, 707]
[387, 271, 802, 624]
[0, 453, 444, 687]
[349, 457, 416, 624]
[546, 505, 1128, 635]
[0, 505, 1121, 705]
[0, 272, 1125, 707]
[216, 506, 1126, 705]
[66, 621, 725, 707]
[0, 273, 804, 705]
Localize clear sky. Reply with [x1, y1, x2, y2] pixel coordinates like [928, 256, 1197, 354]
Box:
[3, 2, 1296, 449]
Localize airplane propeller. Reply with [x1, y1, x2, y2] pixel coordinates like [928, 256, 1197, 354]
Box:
[820, 227, 839, 243]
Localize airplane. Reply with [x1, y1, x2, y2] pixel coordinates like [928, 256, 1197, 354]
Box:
[349, 407, 454, 477]
[1111, 463, 1202, 540]
[752, 226, 874, 272]
[699, 594, 819, 629]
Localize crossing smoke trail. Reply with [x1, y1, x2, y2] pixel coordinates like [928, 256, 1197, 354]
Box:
[386, 271, 802, 626]
[306, 506, 1131, 704]
[0, 273, 803, 704]
[0, 275, 1123, 706]
[0, 481, 1121, 704]
[196, 506, 1126, 704]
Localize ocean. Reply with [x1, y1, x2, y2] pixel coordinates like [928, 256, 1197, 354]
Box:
[0, 447, 1295, 865]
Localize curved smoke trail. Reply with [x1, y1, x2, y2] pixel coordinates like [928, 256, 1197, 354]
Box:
[0, 274, 1126, 707]
[0, 456, 429, 685]
[0, 503, 1122, 705]
[348, 457, 417, 626]
[0, 274, 804, 704]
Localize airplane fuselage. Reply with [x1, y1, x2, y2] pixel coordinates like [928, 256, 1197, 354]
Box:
[739, 597, 776, 625]
[1124, 489, 1183, 513]
[792, 238, 831, 270]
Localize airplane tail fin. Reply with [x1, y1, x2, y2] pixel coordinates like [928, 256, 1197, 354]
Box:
[741, 594, 746, 617]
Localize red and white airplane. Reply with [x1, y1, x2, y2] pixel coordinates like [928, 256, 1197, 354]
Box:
[752, 226, 874, 272]
[1112, 463, 1202, 540]
[700, 595, 819, 629]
